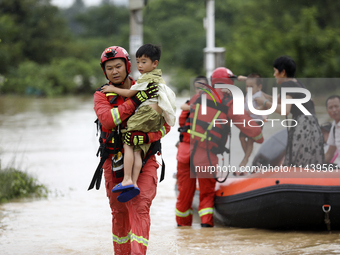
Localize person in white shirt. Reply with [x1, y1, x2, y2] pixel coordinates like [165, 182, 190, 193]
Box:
[321, 122, 339, 164]
[238, 73, 266, 167]
[324, 95, 340, 163]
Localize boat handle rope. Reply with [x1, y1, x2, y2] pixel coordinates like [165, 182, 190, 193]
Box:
[322, 204, 331, 213]
[322, 204, 331, 232]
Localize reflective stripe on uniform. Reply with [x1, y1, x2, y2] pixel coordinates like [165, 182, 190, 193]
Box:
[191, 104, 200, 139]
[106, 93, 117, 97]
[160, 126, 166, 137]
[112, 231, 131, 244]
[111, 108, 121, 126]
[198, 207, 214, 217]
[203, 110, 221, 137]
[175, 208, 193, 218]
[187, 129, 209, 140]
[130, 233, 149, 247]
[189, 107, 221, 142]
[252, 132, 263, 141]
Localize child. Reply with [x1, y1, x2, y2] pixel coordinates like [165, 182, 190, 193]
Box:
[239, 73, 266, 168]
[101, 44, 176, 202]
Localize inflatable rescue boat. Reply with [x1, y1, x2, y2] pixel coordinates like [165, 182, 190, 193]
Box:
[214, 129, 340, 230]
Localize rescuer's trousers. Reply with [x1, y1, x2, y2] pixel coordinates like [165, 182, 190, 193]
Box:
[103, 155, 158, 255]
[175, 142, 216, 227]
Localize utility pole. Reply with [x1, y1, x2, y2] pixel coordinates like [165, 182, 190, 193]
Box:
[204, 0, 225, 81]
[129, 0, 145, 79]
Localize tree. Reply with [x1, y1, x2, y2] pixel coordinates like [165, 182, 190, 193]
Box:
[0, 0, 71, 73]
[101, 0, 112, 4]
[223, 0, 340, 79]
[0, 14, 22, 73]
[143, 0, 206, 73]
[75, 3, 129, 38]
[61, 0, 86, 35]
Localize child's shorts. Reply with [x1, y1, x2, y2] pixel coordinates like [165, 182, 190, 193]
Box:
[122, 105, 165, 157]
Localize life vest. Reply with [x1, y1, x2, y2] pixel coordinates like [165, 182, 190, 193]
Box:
[177, 102, 191, 144]
[97, 90, 125, 155]
[88, 85, 165, 191]
[184, 89, 232, 155]
[88, 86, 125, 190]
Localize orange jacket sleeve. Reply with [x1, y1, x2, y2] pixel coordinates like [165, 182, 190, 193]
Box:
[147, 122, 171, 143]
[94, 90, 171, 144]
[93, 90, 137, 130]
[178, 110, 190, 127]
[228, 103, 264, 144]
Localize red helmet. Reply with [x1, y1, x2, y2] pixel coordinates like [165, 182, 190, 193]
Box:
[211, 67, 237, 86]
[100, 46, 131, 79]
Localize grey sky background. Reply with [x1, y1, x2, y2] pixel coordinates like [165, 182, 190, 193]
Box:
[51, 0, 128, 8]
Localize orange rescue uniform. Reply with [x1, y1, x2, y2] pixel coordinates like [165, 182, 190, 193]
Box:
[176, 91, 263, 227]
[94, 78, 170, 254]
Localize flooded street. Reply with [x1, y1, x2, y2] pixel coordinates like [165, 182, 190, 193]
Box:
[1, 95, 340, 255]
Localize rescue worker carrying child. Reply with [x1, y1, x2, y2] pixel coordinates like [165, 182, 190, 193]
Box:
[176, 67, 264, 227]
[90, 46, 171, 255]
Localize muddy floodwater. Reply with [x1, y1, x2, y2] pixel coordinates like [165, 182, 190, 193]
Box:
[1, 95, 340, 255]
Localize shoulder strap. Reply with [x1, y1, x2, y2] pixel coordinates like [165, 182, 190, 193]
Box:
[88, 124, 122, 191]
[88, 130, 116, 190]
[142, 140, 165, 182]
[96, 84, 109, 92]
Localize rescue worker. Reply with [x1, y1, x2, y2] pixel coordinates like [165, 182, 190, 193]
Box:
[176, 67, 264, 227]
[175, 75, 208, 226]
[92, 46, 171, 254]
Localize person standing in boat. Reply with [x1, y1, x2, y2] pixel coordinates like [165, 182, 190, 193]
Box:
[176, 68, 264, 228]
[324, 95, 340, 164]
[255, 56, 324, 166]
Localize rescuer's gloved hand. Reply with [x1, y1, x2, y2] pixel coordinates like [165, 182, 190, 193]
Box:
[131, 83, 158, 106]
[124, 131, 149, 146]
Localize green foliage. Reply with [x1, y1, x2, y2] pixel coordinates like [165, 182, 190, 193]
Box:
[3, 61, 53, 96]
[144, 1, 206, 74]
[70, 37, 128, 61]
[0, 166, 48, 204]
[2, 58, 103, 96]
[143, 0, 340, 93]
[0, 0, 71, 68]
[74, 4, 129, 38]
[169, 68, 198, 95]
[1, 0, 340, 95]
[224, 0, 340, 81]
[0, 14, 22, 73]
[61, 0, 86, 35]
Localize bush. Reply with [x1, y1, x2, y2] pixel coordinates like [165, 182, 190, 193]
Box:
[51, 57, 103, 94]
[0, 167, 48, 204]
[1, 58, 104, 96]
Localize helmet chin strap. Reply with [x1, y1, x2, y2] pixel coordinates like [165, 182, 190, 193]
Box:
[122, 73, 129, 84]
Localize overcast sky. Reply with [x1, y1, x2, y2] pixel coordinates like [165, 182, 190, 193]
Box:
[51, 0, 128, 8]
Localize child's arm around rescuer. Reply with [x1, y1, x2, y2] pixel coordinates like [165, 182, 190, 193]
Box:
[108, 43, 176, 203]
[100, 84, 162, 114]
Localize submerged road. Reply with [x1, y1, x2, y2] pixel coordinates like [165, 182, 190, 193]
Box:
[0, 95, 339, 255]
